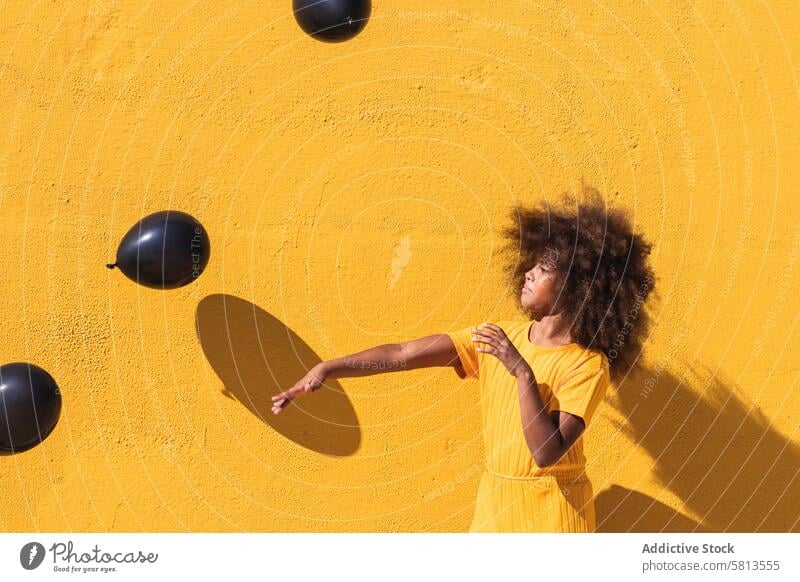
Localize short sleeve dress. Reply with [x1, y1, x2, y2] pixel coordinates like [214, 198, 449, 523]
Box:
[447, 319, 611, 532]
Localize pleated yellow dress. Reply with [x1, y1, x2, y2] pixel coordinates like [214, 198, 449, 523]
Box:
[447, 319, 611, 533]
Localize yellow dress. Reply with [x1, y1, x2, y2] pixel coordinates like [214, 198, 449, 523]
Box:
[447, 319, 611, 532]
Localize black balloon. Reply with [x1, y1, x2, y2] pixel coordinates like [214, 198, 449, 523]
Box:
[107, 210, 210, 289]
[0, 363, 61, 452]
[293, 0, 371, 42]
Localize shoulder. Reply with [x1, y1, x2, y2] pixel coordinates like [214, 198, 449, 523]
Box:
[562, 347, 610, 380]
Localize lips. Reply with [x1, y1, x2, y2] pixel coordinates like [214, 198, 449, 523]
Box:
[521, 286, 533, 295]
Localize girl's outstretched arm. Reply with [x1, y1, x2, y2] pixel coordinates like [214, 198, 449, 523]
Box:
[271, 334, 461, 414]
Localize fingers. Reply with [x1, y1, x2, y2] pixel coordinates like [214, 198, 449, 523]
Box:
[480, 323, 507, 338]
[271, 386, 298, 414]
[471, 330, 498, 348]
[271, 380, 310, 402]
[271, 375, 324, 413]
[472, 323, 507, 339]
[471, 327, 495, 338]
[471, 326, 499, 343]
[472, 338, 500, 352]
[271, 398, 289, 414]
[471, 324, 507, 349]
[475, 345, 497, 354]
[471, 323, 512, 356]
[472, 337, 499, 355]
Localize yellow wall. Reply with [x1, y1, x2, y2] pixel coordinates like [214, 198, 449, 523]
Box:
[1, 1, 798, 532]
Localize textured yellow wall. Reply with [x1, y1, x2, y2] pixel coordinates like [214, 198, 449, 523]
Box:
[1, 1, 798, 532]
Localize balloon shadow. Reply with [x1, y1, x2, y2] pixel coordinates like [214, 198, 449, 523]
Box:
[195, 294, 361, 456]
[596, 362, 800, 532]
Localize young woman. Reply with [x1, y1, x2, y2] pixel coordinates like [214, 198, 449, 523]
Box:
[271, 188, 655, 532]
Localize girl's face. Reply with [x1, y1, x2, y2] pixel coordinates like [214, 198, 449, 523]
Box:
[520, 259, 561, 313]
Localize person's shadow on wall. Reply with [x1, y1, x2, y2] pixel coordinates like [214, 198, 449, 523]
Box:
[195, 294, 361, 456]
[596, 361, 800, 532]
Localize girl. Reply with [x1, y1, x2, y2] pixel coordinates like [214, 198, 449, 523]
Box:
[271, 187, 655, 532]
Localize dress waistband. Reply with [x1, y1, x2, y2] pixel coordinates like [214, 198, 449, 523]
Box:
[485, 464, 588, 483]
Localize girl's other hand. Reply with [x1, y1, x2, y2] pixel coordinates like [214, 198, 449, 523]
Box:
[471, 323, 533, 379]
[271, 362, 327, 414]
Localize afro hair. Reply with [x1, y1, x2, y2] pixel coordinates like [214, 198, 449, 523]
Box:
[502, 186, 657, 382]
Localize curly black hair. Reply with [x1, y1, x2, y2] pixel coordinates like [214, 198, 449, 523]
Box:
[502, 186, 657, 382]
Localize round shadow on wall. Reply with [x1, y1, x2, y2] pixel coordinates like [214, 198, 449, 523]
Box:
[195, 294, 361, 456]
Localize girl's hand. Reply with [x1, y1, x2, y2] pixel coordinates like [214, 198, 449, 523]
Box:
[271, 362, 327, 414]
[472, 323, 533, 379]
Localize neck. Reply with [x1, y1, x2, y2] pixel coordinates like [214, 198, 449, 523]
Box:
[530, 312, 573, 345]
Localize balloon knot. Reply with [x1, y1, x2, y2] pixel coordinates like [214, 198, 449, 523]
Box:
[106, 263, 117, 270]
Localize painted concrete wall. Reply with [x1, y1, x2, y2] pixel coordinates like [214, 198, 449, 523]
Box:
[1, 1, 798, 531]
